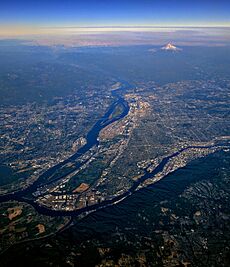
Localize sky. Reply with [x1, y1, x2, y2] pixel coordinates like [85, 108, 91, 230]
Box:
[0, 0, 230, 39]
[1, 0, 230, 28]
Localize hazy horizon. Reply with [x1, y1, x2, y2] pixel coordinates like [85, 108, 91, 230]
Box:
[1, 26, 230, 47]
[1, 0, 230, 37]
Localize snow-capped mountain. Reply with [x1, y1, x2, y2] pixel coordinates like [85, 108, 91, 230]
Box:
[161, 43, 182, 51]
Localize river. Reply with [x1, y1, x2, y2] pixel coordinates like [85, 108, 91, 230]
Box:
[0, 83, 230, 219]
